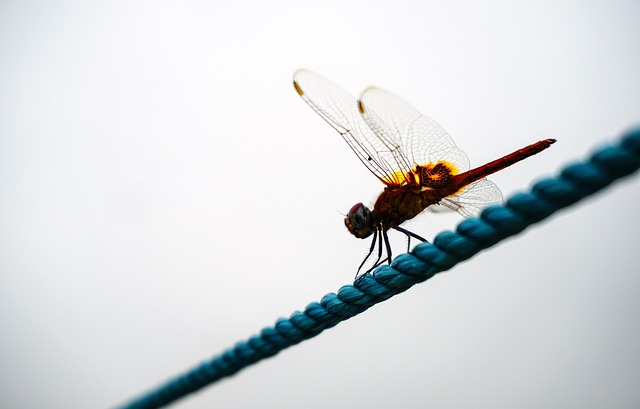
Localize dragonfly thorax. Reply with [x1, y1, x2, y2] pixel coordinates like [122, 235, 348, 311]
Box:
[344, 202, 375, 239]
[415, 162, 456, 189]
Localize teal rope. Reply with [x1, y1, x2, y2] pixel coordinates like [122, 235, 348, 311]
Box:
[117, 127, 640, 409]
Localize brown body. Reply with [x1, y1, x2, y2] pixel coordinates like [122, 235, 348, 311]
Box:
[373, 186, 450, 230]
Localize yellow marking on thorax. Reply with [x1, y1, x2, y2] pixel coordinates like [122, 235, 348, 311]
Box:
[383, 161, 464, 192]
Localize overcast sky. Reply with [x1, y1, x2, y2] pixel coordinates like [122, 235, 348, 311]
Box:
[1, 1, 639, 408]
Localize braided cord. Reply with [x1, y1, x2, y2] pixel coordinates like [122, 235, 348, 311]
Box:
[117, 127, 640, 409]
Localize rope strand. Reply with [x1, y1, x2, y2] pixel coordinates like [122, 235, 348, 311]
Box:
[117, 127, 640, 409]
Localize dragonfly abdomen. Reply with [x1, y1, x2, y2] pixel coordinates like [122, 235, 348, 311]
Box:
[452, 139, 556, 188]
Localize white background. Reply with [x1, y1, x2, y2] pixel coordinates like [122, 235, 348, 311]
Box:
[1, 1, 639, 408]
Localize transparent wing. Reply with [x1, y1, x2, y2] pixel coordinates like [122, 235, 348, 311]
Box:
[358, 87, 470, 175]
[293, 69, 408, 185]
[294, 70, 504, 219]
[436, 178, 503, 217]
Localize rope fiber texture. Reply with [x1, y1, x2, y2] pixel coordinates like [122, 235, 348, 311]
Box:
[117, 127, 640, 409]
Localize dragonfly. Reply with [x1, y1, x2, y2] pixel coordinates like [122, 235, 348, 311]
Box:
[293, 69, 555, 275]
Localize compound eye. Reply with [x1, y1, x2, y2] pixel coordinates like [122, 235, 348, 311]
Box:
[347, 203, 369, 230]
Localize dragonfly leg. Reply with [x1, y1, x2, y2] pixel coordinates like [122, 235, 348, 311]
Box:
[357, 229, 397, 277]
[356, 230, 378, 278]
[393, 226, 428, 244]
[362, 230, 390, 275]
[371, 230, 385, 268]
[382, 229, 392, 265]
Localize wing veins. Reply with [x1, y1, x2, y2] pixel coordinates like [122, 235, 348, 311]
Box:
[294, 70, 407, 186]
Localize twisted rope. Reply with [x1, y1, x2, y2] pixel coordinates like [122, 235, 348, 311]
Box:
[117, 127, 640, 409]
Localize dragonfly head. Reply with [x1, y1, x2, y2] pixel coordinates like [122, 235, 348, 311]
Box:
[345, 203, 375, 239]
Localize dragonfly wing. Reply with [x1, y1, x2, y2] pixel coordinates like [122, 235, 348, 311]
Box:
[425, 203, 457, 213]
[358, 87, 470, 174]
[293, 69, 406, 185]
[438, 178, 503, 218]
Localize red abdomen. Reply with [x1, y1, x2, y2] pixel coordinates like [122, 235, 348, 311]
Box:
[452, 139, 556, 187]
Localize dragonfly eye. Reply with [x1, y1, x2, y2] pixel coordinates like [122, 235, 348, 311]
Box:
[344, 203, 374, 239]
